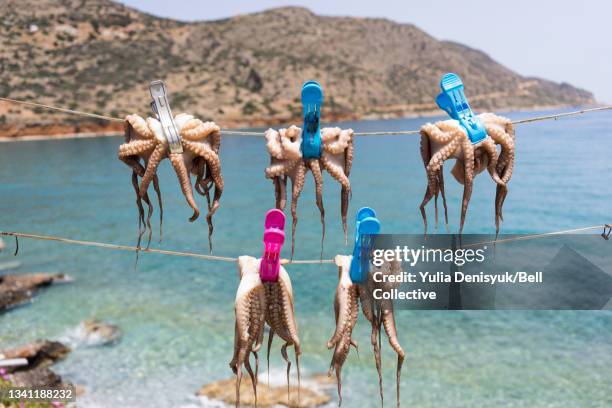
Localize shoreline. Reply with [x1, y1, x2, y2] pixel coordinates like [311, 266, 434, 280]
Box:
[0, 104, 593, 143]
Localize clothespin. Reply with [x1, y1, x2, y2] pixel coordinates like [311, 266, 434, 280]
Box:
[602, 224, 611, 240]
[149, 80, 183, 154]
[350, 207, 381, 284]
[435, 73, 487, 144]
[260, 209, 286, 282]
[301, 80, 324, 158]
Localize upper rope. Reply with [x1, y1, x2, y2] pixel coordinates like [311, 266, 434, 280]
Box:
[1, 96, 611, 137]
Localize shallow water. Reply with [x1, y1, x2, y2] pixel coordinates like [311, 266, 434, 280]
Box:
[1, 110, 611, 407]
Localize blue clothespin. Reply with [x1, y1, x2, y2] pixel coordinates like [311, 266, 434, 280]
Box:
[435, 73, 487, 144]
[350, 207, 381, 284]
[301, 80, 323, 158]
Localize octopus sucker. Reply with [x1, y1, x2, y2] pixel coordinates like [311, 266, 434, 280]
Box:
[419, 113, 515, 236]
[232, 256, 267, 408]
[265, 127, 354, 258]
[119, 113, 224, 252]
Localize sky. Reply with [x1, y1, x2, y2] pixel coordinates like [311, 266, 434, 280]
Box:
[119, 0, 612, 102]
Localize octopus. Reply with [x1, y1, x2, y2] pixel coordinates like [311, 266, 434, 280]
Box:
[419, 113, 515, 237]
[118, 113, 224, 252]
[231, 256, 267, 407]
[264, 126, 354, 259]
[231, 256, 301, 407]
[264, 261, 301, 405]
[329, 255, 405, 407]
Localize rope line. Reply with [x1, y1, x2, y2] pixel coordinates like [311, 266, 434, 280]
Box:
[1, 225, 608, 265]
[0, 97, 124, 123]
[2, 96, 611, 137]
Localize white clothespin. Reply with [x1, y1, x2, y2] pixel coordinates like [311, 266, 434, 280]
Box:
[149, 80, 183, 154]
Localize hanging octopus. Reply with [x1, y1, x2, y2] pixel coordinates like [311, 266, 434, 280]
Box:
[265, 126, 354, 259]
[264, 261, 301, 405]
[329, 255, 405, 407]
[231, 256, 267, 407]
[419, 113, 515, 237]
[118, 113, 224, 252]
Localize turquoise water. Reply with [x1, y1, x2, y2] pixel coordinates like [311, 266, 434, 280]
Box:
[1, 110, 611, 407]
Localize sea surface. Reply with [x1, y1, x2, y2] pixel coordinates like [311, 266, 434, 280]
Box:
[1, 110, 611, 407]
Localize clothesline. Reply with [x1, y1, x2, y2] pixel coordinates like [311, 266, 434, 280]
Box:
[1, 96, 611, 137]
[2, 225, 610, 265]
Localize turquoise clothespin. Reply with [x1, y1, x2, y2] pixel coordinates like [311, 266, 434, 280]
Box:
[301, 80, 323, 158]
[350, 207, 381, 284]
[435, 73, 487, 144]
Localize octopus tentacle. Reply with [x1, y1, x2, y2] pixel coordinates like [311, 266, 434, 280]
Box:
[328, 256, 360, 405]
[320, 151, 350, 189]
[265, 159, 298, 179]
[118, 139, 156, 158]
[483, 115, 515, 183]
[181, 140, 223, 191]
[182, 140, 224, 251]
[480, 138, 505, 186]
[139, 142, 167, 196]
[422, 122, 456, 143]
[382, 307, 405, 408]
[342, 136, 354, 244]
[289, 161, 306, 260]
[320, 150, 352, 244]
[307, 159, 325, 259]
[169, 153, 200, 222]
[179, 118, 220, 141]
[264, 265, 301, 404]
[125, 114, 154, 139]
[438, 168, 450, 232]
[152, 175, 163, 242]
[421, 134, 459, 234]
[131, 171, 146, 254]
[459, 135, 475, 235]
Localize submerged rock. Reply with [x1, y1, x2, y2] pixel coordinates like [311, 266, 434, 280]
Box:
[61, 319, 122, 347]
[0, 272, 71, 310]
[197, 373, 332, 407]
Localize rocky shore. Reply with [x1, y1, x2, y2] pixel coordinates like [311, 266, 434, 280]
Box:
[1, 340, 71, 388]
[0, 273, 71, 311]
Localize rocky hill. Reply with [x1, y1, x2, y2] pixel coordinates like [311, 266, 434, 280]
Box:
[0, 0, 595, 137]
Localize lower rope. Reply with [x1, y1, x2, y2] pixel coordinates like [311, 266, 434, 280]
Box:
[1, 225, 609, 265]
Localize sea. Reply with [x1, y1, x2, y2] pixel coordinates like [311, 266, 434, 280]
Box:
[1, 109, 611, 407]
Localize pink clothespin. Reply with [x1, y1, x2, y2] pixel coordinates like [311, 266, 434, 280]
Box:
[260, 209, 286, 282]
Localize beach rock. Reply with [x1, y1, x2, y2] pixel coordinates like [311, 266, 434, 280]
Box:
[1, 340, 72, 390]
[1, 340, 70, 372]
[197, 374, 332, 407]
[9, 367, 63, 388]
[0, 273, 71, 310]
[62, 319, 122, 347]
